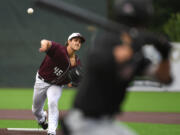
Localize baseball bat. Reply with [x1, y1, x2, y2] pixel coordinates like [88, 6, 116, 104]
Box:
[35, 0, 129, 33]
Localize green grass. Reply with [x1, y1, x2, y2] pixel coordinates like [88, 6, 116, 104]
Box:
[124, 122, 180, 135]
[0, 120, 37, 128]
[1, 88, 180, 112]
[123, 91, 180, 112]
[0, 88, 180, 134]
[0, 88, 33, 109]
[0, 88, 76, 110]
[0, 120, 62, 129]
[3, 119, 55, 128]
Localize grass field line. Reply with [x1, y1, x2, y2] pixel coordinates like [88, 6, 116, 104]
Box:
[7, 128, 46, 131]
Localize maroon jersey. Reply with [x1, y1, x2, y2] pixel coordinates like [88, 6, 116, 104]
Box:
[38, 41, 81, 85]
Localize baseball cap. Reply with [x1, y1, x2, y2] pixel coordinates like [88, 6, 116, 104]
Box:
[68, 33, 85, 43]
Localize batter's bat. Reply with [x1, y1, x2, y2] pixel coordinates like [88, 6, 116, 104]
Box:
[35, 0, 129, 33]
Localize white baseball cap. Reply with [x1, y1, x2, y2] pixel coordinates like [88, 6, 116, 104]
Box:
[68, 33, 85, 43]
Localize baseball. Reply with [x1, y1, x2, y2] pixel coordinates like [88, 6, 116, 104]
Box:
[27, 8, 34, 14]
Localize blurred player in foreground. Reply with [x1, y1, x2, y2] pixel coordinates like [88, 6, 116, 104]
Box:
[61, 0, 173, 135]
[32, 32, 85, 135]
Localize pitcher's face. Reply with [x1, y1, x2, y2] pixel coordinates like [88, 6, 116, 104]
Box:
[68, 37, 82, 51]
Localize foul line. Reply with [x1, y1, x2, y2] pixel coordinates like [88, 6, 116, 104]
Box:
[7, 128, 46, 131]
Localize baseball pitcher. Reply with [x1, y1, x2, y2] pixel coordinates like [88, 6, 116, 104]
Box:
[32, 33, 85, 135]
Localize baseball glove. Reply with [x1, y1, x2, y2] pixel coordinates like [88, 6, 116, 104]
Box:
[68, 66, 83, 87]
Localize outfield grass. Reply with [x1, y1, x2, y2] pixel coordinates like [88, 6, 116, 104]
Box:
[125, 122, 180, 135]
[123, 91, 180, 112]
[0, 88, 180, 135]
[0, 88, 180, 112]
[0, 88, 76, 110]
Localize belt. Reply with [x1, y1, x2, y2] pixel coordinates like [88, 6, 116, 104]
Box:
[38, 75, 49, 83]
[38, 75, 58, 84]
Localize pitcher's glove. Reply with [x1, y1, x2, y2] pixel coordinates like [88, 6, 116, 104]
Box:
[68, 66, 83, 87]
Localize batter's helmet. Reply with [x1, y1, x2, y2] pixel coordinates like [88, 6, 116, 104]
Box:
[113, 0, 154, 26]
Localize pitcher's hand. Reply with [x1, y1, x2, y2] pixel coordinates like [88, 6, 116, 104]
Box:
[39, 39, 52, 52]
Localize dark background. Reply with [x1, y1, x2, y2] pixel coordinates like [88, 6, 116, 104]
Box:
[0, 0, 179, 87]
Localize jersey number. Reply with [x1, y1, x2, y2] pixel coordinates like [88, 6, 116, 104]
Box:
[54, 67, 63, 76]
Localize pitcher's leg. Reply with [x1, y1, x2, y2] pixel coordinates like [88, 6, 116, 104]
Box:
[32, 80, 48, 123]
[47, 85, 62, 135]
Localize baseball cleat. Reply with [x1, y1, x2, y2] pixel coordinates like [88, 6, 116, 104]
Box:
[39, 111, 48, 130]
[39, 120, 48, 130]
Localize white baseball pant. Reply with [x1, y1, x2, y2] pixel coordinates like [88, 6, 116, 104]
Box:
[32, 73, 63, 135]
